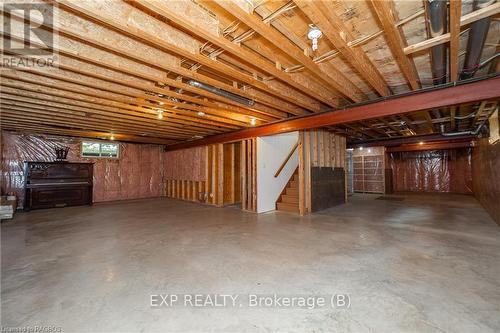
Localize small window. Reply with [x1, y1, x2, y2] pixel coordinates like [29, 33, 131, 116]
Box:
[81, 141, 119, 158]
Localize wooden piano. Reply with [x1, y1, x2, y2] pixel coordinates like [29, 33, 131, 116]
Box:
[24, 162, 93, 211]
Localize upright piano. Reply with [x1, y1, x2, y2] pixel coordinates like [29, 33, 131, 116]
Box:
[24, 161, 93, 211]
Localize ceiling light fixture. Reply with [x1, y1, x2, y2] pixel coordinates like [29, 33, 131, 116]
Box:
[110, 134, 115, 140]
[158, 110, 164, 119]
[250, 117, 256, 126]
[197, 111, 206, 116]
[307, 25, 323, 51]
[419, 141, 424, 145]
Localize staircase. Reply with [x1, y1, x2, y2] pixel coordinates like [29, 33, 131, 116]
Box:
[276, 169, 299, 213]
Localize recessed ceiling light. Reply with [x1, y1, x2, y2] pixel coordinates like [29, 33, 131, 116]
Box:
[158, 110, 164, 119]
[250, 117, 256, 126]
[197, 111, 206, 116]
[419, 141, 424, 145]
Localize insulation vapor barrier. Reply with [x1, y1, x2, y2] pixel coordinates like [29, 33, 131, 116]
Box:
[1, 132, 163, 208]
[164, 147, 206, 181]
[388, 148, 472, 194]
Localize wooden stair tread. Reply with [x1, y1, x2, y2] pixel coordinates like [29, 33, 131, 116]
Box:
[277, 202, 300, 213]
[276, 168, 300, 214]
[281, 194, 298, 204]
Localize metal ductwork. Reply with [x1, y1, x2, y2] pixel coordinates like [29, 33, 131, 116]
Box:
[427, 0, 448, 85]
[460, 0, 496, 80]
[187, 80, 255, 106]
[440, 123, 483, 136]
[439, 109, 490, 137]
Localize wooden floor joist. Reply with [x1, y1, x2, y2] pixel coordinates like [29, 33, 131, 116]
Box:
[51, 0, 317, 114]
[132, 0, 346, 106]
[214, 0, 367, 102]
[369, 0, 421, 90]
[294, 0, 390, 97]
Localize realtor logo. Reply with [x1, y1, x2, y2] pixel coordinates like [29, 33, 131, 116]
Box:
[3, 2, 54, 55]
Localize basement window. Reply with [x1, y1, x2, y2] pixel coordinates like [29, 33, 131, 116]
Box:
[81, 141, 119, 158]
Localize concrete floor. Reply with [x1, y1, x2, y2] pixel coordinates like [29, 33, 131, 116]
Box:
[2, 193, 500, 332]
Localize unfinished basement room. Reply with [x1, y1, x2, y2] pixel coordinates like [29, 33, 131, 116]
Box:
[1, 0, 500, 332]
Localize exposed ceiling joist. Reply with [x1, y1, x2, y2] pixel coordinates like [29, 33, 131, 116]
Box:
[213, 0, 367, 101]
[294, 0, 390, 97]
[133, 0, 350, 105]
[369, 0, 421, 90]
[2, 6, 302, 117]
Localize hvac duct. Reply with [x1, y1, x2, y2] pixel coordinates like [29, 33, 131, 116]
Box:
[439, 111, 490, 137]
[427, 0, 448, 85]
[187, 80, 255, 106]
[460, 0, 496, 80]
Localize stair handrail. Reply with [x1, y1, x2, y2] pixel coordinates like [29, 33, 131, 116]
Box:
[274, 142, 299, 178]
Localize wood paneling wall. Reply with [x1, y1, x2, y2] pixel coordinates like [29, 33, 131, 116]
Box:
[298, 130, 346, 215]
[223, 143, 241, 205]
[165, 142, 241, 207]
[165, 179, 206, 202]
[241, 138, 257, 212]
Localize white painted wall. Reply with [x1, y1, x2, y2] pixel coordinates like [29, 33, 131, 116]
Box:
[256, 132, 299, 213]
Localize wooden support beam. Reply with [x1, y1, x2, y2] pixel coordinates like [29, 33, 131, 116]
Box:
[472, 101, 488, 126]
[450, 107, 457, 130]
[294, 0, 390, 97]
[369, 0, 420, 90]
[165, 76, 500, 150]
[404, 2, 500, 55]
[422, 112, 436, 133]
[449, 0, 462, 82]
[214, 0, 367, 101]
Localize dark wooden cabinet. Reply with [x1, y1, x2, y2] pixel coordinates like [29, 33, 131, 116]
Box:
[24, 162, 93, 211]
